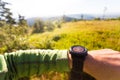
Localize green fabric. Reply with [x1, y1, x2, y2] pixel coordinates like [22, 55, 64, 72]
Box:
[4, 49, 69, 80]
[0, 55, 8, 80]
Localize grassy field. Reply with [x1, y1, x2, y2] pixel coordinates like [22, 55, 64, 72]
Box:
[28, 20, 120, 51]
[28, 20, 120, 80]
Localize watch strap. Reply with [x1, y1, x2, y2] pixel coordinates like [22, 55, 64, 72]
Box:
[70, 70, 83, 80]
[71, 55, 85, 72]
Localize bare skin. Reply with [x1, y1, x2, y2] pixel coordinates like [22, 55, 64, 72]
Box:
[68, 49, 120, 80]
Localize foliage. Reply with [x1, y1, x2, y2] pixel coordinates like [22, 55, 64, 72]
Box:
[32, 19, 45, 33]
[0, 20, 6, 26]
[45, 21, 55, 31]
[0, 25, 29, 54]
[93, 17, 101, 20]
[0, 0, 15, 25]
[32, 19, 56, 33]
[18, 14, 28, 26]
[28, 20, 120, 51]
[107, 17, 120, 20]
[117, 17, 120, 20]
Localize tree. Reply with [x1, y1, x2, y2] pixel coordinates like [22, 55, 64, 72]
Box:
[33, 19, 44, 33]
[18, 14, 28, 26]
[61, 15, 66, 23]
[45, 21, 55, 31]
[0, 0, 15, 25]
[81, 14, 84, 20]
[117, 17, 120, 20]
[93, 17, 101, 20]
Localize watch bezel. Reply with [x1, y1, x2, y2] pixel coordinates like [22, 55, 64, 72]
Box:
[69, 45, 88, 56]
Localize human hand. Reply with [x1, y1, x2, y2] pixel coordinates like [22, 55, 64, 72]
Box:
[84, 49, 120, 80]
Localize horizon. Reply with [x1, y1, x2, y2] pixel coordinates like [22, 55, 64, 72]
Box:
[4, 0, 120, 18]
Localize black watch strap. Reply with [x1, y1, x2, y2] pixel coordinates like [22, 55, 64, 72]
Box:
[69, 45, 88, 80]
[70, 55, 85, 80]
[71, 55, 85, 72]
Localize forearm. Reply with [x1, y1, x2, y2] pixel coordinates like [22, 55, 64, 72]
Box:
[0, 55, 8, 80]
[4, 49, 70, 80]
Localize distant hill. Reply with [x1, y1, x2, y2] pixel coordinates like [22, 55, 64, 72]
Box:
[99, 13, 120, 18]
[27, 13, 120, 26]
[27, 15, 77, 26]
[67, 14, 95, 20]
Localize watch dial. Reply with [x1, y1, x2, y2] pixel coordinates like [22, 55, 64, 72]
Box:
[72, 46, 84, 53]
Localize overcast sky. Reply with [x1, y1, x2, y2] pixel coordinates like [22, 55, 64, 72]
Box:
[4, 0, 120, 18]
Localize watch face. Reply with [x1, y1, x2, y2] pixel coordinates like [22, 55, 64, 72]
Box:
[72, 46, 85, 54]
[73, 46, 84, 53]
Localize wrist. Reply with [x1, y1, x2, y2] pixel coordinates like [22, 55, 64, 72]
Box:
[68, 45, 88, 80]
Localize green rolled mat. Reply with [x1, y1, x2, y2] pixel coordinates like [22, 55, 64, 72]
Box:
[0, 55, 8, 80]
[4, 49, 70, 80]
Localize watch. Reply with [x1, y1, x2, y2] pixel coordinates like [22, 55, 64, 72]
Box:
[68, 45, 88, 80]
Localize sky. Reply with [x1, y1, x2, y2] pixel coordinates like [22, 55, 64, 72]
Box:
[4, 0, 120, 18]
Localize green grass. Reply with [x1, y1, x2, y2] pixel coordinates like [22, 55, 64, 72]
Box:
[28, 20, 120, 51]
